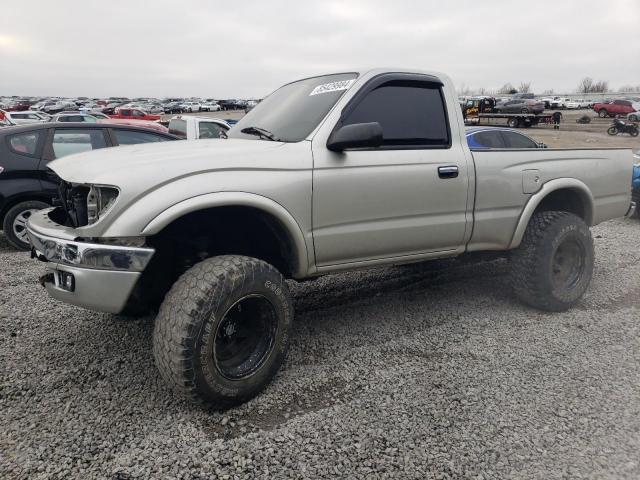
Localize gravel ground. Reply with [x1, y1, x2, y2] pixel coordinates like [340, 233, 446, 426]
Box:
[1, 217, 639, 479]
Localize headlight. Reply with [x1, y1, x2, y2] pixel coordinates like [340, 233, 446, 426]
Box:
[86, 185, 119, 224]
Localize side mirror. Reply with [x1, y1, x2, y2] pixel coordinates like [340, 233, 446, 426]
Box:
[327, 122, 383, 152]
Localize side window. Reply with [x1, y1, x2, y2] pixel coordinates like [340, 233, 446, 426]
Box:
[471, 131, 505, 148]
[8, 131, 41, 155]
[342, 81, 450, 147]
[132, 110, 144, 117]
[121, 109, 131, 117]
[113, 129, 168, 145]
[52, 129, 107, 159]
[500, 131, 537, 149]
[168, 119, 187, 138]
[198, 122, 226, 139]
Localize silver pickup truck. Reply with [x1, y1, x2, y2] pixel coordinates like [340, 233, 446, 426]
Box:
[26, 68, 635, 408]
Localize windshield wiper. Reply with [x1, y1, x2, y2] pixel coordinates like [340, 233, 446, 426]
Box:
[240, 126, 280, 141]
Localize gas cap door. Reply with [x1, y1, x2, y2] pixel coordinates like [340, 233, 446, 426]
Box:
[522, 169, 542, 194]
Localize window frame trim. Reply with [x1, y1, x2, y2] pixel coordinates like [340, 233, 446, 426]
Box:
[328, 72, 452, 151]
[5, 129, 45, 158]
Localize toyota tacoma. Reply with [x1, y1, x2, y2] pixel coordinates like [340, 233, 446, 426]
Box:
[26, 68, 636, 408]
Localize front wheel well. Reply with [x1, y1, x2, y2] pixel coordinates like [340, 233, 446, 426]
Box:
[131, 206, 299, 311]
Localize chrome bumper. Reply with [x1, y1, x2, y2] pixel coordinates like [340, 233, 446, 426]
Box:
[625, 201, 636, 218]
[27, 226, 155, 314]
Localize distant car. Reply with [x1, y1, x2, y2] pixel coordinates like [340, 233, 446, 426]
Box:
[593, 100, 636, 118]
[0, 123, 178, 249]
[627, 111, 640, 122]
[0, 111, 48, 125]
[42, 101, 78, 114]
[109, 108, 162, 121]
[167, 116, 230, 140]
[50, 112, 108, 123]
[565, 99, 589, 109]
[200, 102, 221, 112]
[163, 102, 184, 114]
[494, 99, 544, 114]
[5, 99, 34, 112]
[466, 127, 545, 149]
[179, 101, 202, 113]
[244, 100, 258, 113]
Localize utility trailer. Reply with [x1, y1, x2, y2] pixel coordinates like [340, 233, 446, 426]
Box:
[466, 113, 554, 128]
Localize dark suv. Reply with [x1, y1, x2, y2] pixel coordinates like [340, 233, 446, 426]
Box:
[0, 123, 178, 249]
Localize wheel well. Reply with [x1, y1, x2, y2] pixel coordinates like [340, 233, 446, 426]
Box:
[533, 188, 591, 223]
[132, 206, 298, 310]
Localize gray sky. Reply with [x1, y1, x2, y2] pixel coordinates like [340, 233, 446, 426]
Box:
[1, 0, 639, 98]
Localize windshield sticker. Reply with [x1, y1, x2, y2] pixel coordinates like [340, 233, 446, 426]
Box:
[309, 79, 356, 96]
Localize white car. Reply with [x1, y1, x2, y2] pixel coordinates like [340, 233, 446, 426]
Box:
[43, 101, 78, 114]
[1, 110, 49, 125]
[564, 98, 589, 110]
[167, 115, 229, 139]
[200, 102, 221, 112]
[179, 101, 202, 112]
[50, 112, 109, 122]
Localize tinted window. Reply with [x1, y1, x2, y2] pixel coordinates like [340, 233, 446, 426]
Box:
[168, 119, 187, 138]
[199, 122, 227, 139]
[8, 131, 41, 155]
[52, 129, 107, 158]
[343, 81, 449, 147]
[471, 131, 504, 148]
[500, 131, 538, 149]
[114, 129, 168, 145]
[228, 73, 358, 142]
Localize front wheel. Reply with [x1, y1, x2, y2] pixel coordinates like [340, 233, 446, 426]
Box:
[510, 211, 594, 312]
[153, 255, 293, 408]
[598, 109, 608, 118]
[607, 126, 618, 135]
[630, 128, 639, 137]
[628, 114, 639, 122]
[2, 200, 50, 250]
[507, 117, 519, 128]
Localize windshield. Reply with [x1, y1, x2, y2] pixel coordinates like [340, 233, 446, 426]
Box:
[227, 73, 358, 142]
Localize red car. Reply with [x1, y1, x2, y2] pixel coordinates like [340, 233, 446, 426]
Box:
[98, 118, 169, 133]
[109, 107, 161, 121]
[593, 100, 636, 118]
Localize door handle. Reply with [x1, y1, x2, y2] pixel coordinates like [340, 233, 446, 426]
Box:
[438, 165, 459, 179]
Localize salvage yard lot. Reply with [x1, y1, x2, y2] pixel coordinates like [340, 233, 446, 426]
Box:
[1, 127, 640, 479]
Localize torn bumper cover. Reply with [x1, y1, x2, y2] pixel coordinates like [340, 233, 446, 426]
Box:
[27, 226, 154, 314]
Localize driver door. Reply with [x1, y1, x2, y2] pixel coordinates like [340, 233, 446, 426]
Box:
[311, 77, 471, 267]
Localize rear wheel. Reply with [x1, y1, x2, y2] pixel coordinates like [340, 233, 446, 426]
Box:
[153, 255, 293, 408]
[507, 117, 519, 128]
[598, 109, 608, 118]
[510, 211, 594, 312]
[607, 126, 618, 136]
[628, 114, 639, 122]
[2, 200, 50, 250]
[630, 127, 639, 137]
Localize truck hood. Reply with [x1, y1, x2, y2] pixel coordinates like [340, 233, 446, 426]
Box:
[48, 138, 289, 187]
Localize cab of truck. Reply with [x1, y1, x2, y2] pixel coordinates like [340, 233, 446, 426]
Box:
[167, 115, 230, 140]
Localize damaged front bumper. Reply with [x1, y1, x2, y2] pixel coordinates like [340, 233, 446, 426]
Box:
[26, 210, 154, 314]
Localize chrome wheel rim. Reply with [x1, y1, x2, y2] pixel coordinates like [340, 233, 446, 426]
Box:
[12, 209, 39, 243]
[213, 294, 278, 380]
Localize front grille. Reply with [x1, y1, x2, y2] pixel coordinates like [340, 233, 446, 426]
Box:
[57, 181, 90, 227]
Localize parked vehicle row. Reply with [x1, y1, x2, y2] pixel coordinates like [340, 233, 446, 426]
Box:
[0, 123, 178, 249]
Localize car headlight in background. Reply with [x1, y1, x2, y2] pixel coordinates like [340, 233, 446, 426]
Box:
[86, 185, 119, 224]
